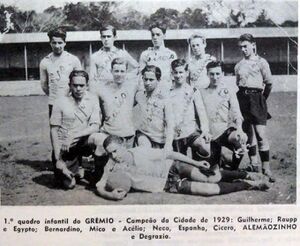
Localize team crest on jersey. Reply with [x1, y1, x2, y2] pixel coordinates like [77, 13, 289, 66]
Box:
[218, 88, 229, 98]
[59, 65, 65, 72]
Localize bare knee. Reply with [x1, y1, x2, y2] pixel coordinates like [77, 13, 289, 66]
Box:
[137, 135, 152, 147]
[192, 137, 210, 158]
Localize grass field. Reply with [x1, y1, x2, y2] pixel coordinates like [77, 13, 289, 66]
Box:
[0, 92, 296, 205]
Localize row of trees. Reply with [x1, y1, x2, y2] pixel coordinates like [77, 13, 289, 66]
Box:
[0, 1, 297, 33]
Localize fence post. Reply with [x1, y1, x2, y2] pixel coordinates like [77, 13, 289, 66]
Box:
[24, 44, 28, 81]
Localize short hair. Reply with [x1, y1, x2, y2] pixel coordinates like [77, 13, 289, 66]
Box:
[239, 33, 255, 43]
[100, 24, 117, 37]
[141, 65, 162, 81]
[206, 61, 224, 72]
[171, 59, 188, 71]
[47, 28, 66, 42]
[188, 33, 206, 45]
[111, 57, 128, 70]
[69, 70, 89, 84]
[148, 22, 166, 35]
[103, 135, 123, 150]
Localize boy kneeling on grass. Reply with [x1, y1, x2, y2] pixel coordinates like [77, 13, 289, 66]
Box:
[50, 70, 100, 189]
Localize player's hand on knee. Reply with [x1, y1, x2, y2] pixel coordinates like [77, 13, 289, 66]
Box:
[198, 161, 210, 169]
[56, 160, 73, 180]
[236, 129, 248, 145]
[232, 129, 248, 156]
[61, 136, 73, 152]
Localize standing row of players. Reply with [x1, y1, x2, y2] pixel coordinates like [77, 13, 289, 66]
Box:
[40, 24, 274, 200]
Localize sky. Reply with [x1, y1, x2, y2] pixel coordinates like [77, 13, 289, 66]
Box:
[1, 0, 298, 24]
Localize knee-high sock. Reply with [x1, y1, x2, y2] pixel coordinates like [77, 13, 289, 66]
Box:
[230, 153, 243, 170]
[93, 155, 109, 183]
[220, 169, 247, 182]
[218, 181, 251, 194]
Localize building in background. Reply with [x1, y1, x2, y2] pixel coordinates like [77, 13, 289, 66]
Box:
[0, 27, 297, 81]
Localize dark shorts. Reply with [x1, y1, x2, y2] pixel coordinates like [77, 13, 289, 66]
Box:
[172, 130, 202, 155]
[56, 136, 94, 181]
[164, 161, 215, 194]
[164, 161, 192, 193]
[209, 127, 236, 166]
[135, 130, 165, 149]
[237, 88, 270, 125]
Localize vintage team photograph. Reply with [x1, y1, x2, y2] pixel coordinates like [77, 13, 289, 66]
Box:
[0, 0, 297, 205]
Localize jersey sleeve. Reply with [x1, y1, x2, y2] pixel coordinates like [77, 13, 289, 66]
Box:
[73, 56, 82, 70]
[260, 58, 272, 85]
[123, 50, 138, 69]
[50, 100, 63, 126]
[234, 63, 240, 86]
[39, 58, 49, 95]
[89, 54, 98, 91]
[139, 50, 148, 71]
[88, 95, 101, 126]
[194, 89, 210, 132]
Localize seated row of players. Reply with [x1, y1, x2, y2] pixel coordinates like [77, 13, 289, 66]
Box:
[40, 24, 274, 199]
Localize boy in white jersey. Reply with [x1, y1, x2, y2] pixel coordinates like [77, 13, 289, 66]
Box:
[135, 65, 174, 152]
[201, 61, 248, 170]
[50, 70, 100, 189]
[40, 28, 82, 179]
[89, 58, 138, 185]
[139, 22, 177, 90]
[95, 136, 269, 201]
[89, 25, 138, 91]
[188, 33, 216, 90]
[235, 34, 274, 182]
[170, 59, 211, 159]
[40, 28, 82, 117]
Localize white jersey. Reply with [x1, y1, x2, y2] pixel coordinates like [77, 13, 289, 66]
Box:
[189, 54, 216, 90]
[89, 46, 138, 89]
[200, 83, 243, 139]
[139, 46, 177, 90]
[94, 81, 137, 137]
[40, 51, 82, 105]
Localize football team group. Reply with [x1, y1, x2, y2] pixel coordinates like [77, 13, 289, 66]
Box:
[40, 23, 275, 201]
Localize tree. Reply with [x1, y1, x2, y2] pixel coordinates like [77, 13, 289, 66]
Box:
[246, 9, 276, 27]
[280, 20, 298, 27]
[187, 8, 209, 28]
[32, 6, 66, 32]
[63, 1, 120, 31]
[116, 8, 148, 29]
[146, 8, 181, 29]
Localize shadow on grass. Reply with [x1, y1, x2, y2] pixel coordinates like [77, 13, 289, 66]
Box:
[32, 169, 95, 191]
[15, 159, 53, 172]
[32, 173, 60, 190]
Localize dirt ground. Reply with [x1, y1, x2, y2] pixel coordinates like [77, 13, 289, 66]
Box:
[0, 92, 296, 205]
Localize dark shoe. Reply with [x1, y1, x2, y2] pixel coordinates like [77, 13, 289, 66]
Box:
[263, 169, 276, 183]
[244, 164, 261, 173]
[243, 179, 270, 191]
[245, 172, 268, 181]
